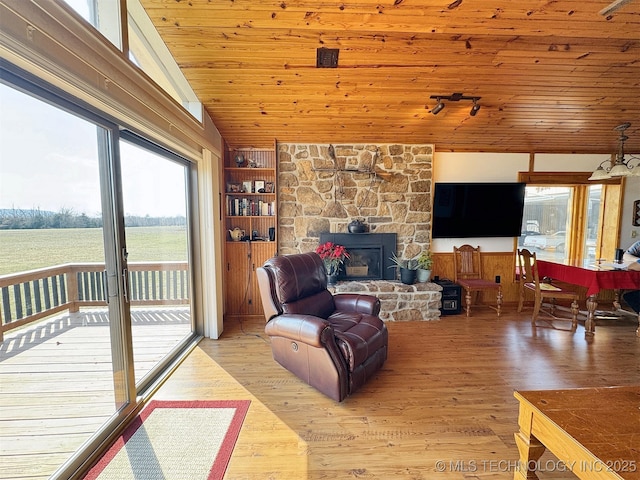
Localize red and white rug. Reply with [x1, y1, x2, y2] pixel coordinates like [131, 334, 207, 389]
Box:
[83, 400, 251, 480]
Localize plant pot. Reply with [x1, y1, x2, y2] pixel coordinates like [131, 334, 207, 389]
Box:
[416, 268, 432, 282]
[399, 267, 416, 285]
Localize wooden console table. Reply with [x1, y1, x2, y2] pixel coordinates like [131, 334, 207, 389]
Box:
[514, 386, 640, 480]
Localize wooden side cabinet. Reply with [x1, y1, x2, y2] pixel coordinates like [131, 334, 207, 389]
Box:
[223, 143, 277, 318]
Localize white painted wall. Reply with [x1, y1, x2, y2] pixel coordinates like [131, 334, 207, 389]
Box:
[533, 153, 603, 171]
[432, 151, 640, 253]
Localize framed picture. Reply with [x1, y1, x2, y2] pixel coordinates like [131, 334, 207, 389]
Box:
[264, 181, 275, 193]
[227, 182, 242, 193]
[242, 180, 253, 193]
[254, 180, 265, 193]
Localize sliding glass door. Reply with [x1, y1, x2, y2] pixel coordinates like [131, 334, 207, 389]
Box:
[0, 80, 127, 479]
[119, 136, 193, 388]
[0, 70, 197, 479]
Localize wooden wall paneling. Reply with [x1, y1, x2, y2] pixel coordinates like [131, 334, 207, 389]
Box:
[433, 250, 618, 308]
[434, 251, 535, 306]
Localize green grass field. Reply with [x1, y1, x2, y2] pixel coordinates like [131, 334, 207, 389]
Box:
[0, 226, 188, 275]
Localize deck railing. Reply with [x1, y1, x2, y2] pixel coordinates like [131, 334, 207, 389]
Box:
[0, 262, 189, 341]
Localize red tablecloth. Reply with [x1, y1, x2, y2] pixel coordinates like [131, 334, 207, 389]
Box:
[537, 260, 640, 297]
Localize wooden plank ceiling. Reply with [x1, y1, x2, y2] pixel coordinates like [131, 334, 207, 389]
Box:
[140, 0, 640, 153]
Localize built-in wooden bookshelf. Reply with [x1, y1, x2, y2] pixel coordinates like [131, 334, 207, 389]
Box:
[223, 143, 277, 317]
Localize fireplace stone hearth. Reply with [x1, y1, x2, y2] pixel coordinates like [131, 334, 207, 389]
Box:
[330, 280, 442, 321]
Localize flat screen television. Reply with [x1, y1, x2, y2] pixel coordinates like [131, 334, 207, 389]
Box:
[432, 182, 526, 238]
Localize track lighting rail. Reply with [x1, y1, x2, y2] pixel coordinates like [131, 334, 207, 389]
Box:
[429, 93, 481, 116]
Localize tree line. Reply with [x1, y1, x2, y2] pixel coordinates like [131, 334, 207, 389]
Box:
[0, 208, 186, 229]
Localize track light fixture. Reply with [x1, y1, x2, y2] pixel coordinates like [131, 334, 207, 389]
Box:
[470, 99, 481, 116]
[432, 98, 445, 115]
[429, 93, 482, 116]
[589, 122, 640, 180]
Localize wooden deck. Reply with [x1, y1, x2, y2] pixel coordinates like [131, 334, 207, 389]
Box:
[0, 307, 191, 480]
[2, 308, 639, 480]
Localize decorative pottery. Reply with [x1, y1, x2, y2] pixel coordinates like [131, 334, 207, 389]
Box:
[348, 219, 367, 233]
[229, 227, 245, 241]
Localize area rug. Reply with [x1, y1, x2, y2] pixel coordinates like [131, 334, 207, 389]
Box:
[83, 400, 251, 480]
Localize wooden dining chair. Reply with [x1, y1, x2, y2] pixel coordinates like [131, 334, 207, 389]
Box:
[517, 248, 580, 329]
[453, 244, 502, 317]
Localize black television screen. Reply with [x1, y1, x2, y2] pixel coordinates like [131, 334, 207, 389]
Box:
[432, 182, 526, 238]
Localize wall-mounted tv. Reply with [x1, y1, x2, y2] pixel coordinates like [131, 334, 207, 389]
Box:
[432, 182, 526, 238]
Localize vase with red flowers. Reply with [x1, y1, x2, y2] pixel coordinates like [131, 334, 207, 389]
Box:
[315, 241, 350, 284]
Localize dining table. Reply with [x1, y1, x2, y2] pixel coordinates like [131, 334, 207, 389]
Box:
[536, 259, 640, 336]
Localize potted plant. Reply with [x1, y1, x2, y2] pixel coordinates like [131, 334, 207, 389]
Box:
[388, 252, 418, 285]
[315, 241, 350, 284]
[416, 249, 433, 282]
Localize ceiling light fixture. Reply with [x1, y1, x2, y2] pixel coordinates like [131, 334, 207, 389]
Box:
[589, 122, 640, 180]
[432, 98, 445, 115]
[429, 93, 481, 116]
[470, 98, 481, 116]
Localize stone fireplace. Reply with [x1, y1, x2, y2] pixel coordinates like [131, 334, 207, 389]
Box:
[277, 143, 441, 321]
[277, 143, 434, 260]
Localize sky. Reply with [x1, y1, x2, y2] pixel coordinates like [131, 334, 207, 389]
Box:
[62, 0, 90, 17]
[0, 80, 187, 218]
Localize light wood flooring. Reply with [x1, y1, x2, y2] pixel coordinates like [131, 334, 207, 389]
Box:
[151, 309, 640, 480]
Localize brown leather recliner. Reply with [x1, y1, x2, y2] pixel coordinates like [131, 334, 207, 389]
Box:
[256, 252, 388, 402]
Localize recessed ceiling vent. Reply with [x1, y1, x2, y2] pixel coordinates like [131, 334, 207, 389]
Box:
[316, 48, 339, 68]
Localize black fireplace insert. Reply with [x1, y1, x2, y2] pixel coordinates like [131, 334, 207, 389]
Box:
[319, 232, 397, 281]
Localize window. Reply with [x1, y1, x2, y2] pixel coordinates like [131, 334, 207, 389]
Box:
[518, 172, 623, 263]
[60, 0, 202, 121]
[520, 187, 572, 262]
[127, 0, 202, 121]
[60, 0, 122, 48]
